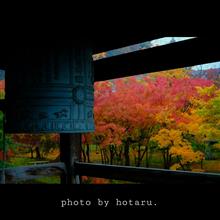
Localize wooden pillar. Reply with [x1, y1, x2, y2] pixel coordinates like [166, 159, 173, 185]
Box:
[0, 102, 5, 184]
[60, 133, 82, 184]
[0, 133, 6, 184]
[0, 169, 5, 184]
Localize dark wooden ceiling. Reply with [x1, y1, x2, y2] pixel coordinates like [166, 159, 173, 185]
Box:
[0, 29, 219, 82]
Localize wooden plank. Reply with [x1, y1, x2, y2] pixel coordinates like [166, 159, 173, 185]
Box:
[74, 162, 220, 184]
[60, 134, 82, 184]
[94, 37, 220, 81]
[0, 162, 66, 184]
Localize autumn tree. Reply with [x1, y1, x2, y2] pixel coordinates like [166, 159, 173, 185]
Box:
[94, 77, 161, 166]
[151, 128, 204, 170]
[93, 68, 216, 170]
[13, 134, 59, 160]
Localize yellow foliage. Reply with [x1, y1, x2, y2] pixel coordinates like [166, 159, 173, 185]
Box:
[148, 68, 190, 79]
[189, 98, 204, 110]
[151, 128, 189, 149]
[170, 163, 181, 170]
[155, 111, 172, 126]
[152, 128, 204, 169]
[213, 143, 220, 150]
[196, 85, 217, 97]
[177, 112, 220, 143]
[170, 146, 204, 165]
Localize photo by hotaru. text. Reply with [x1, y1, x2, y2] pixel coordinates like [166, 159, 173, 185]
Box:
[60, 197, 158, 208]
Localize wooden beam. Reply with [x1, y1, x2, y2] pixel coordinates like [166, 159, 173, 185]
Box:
[74, 162, 220, 184]
[60, 134, 82, 184]
[94, 37, 220, 81]
[0, 29, 198, 69]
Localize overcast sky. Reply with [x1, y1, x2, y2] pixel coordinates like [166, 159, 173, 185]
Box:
[191, 61, 220, 70]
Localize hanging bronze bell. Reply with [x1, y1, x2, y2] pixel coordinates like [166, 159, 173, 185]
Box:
[5, 41, 94, 133]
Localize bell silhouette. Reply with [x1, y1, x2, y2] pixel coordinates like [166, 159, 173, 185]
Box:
[5, 41, 94, 133]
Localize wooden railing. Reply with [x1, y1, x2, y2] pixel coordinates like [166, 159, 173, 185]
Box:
[1, 161, 220, 184]
[0, 162, 66, 184]
[74, 162, 220, 184]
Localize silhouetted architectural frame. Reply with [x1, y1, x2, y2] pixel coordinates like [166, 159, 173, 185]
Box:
[1, 33, 220, 184]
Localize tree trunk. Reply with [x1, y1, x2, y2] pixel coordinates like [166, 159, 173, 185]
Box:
[35, 146, 41, 160]
[137, 144, 141, 167]
[100, 147, 104, 164]
[109, 145, 114, 165]
[124, 142, 130, 166]
[86, 144, 90, 163]
[103, 149, 109, 164]
[81, 147, 86, 162]
[166, 149, 170, 169]
[201, 159, 203, 169]
[162, 151, 166, 169]
[30, 147, 33, 159]
[145, 146, 149, 167]
[162, 149, 170, 169]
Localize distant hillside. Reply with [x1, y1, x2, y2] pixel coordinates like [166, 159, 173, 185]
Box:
[189, 68, 220, 87]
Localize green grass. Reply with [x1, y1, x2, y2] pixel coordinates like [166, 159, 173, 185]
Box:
[6, 144, 220, 184]
[6, 157, 60, 184]
[17, 176, 60, 184]
[203, 160, 220, 173]
[8, 157, 40, 167]
[88, 147, 164, 168]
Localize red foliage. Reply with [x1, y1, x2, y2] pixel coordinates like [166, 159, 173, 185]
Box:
[93, 74, 214, 148]
[7, 149, 14, 157]
[0, 149, 14, 160]
[82, 133, 93, 145]
[0, 80, 5, 91]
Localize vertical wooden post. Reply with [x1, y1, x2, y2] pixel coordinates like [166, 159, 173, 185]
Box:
[0, 105, 6, 184]
[60, 133, 82, 184]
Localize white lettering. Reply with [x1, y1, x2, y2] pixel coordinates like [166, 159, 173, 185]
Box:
[97, 198, 109, 207]
[60, 199, 91, 207]
[115, 198, 154, 206]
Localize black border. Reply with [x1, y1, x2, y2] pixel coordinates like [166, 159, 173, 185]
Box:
[0, 7, 219, 216]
